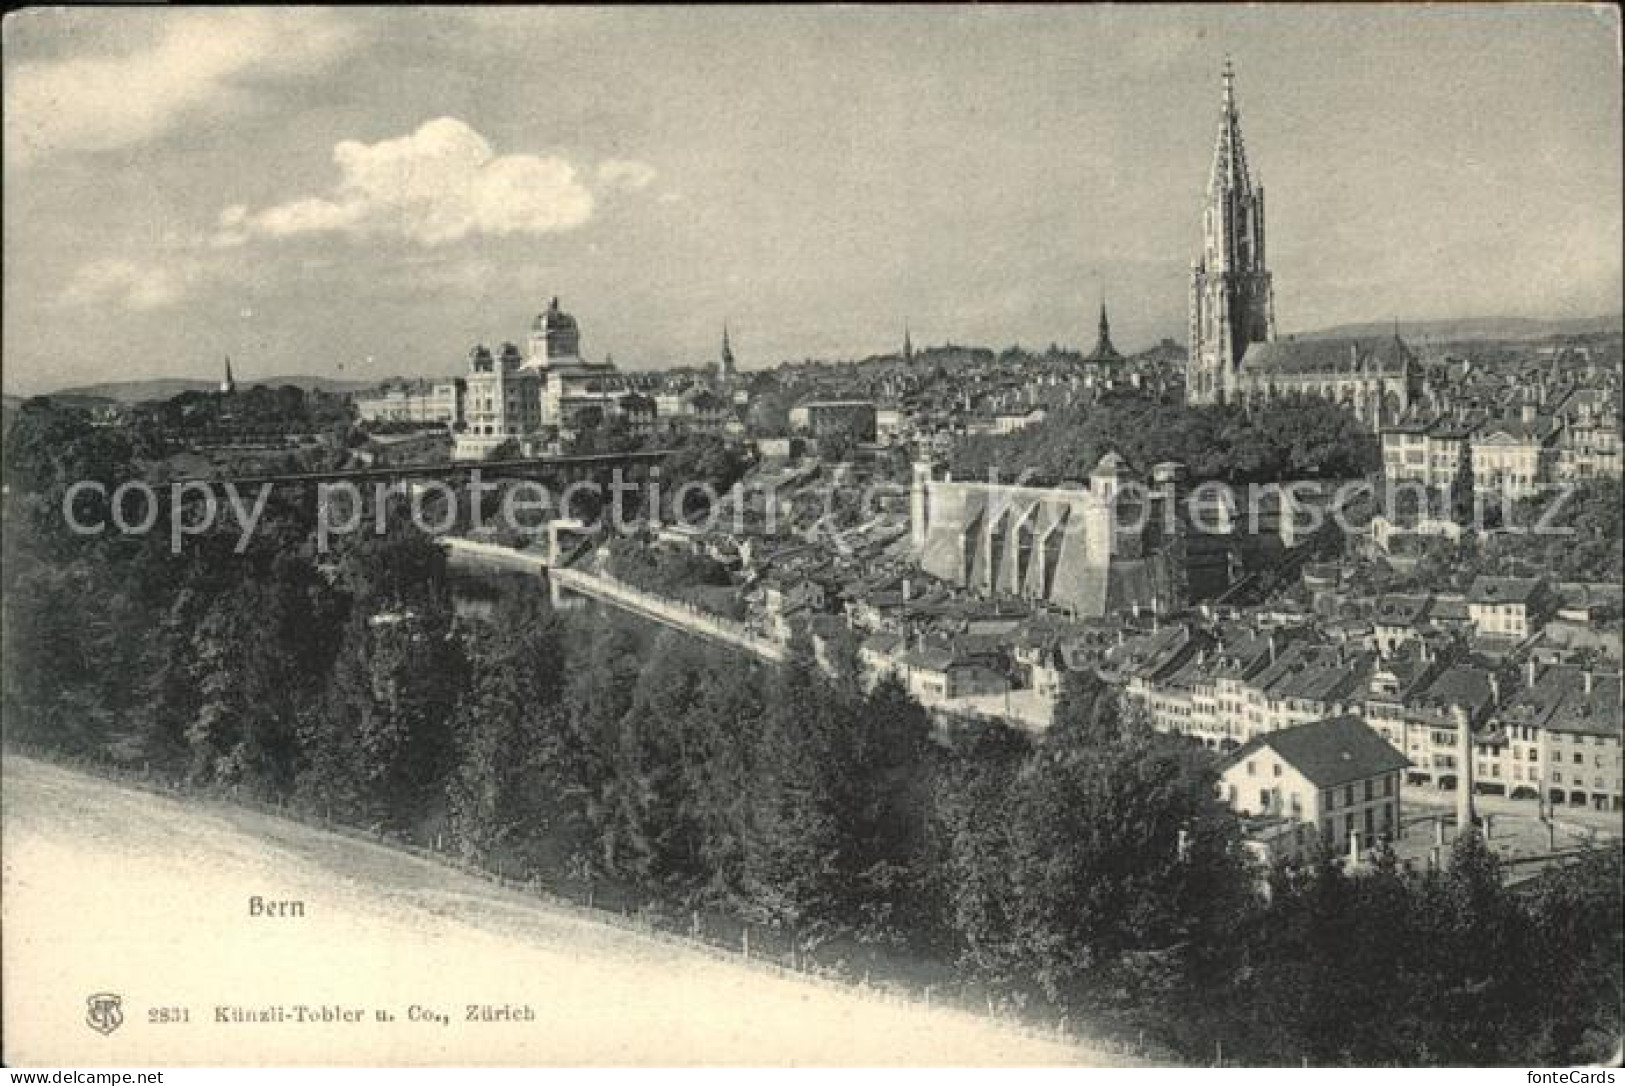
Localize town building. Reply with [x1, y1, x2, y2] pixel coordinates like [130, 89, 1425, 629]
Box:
[1491, 662, 1622, 812]
[788, 400, 879, 442]
[1466, 576, 1553, 642]
[1218, 715, 1409, 863]
[457, 342, 541, 458]
[355, 377, 465, 427]
[1469, 417, 1559, 500]
[1554, 389, 1623, 481]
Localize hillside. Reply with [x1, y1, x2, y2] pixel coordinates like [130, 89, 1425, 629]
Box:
[39, 375, 376, 404]
[1301, 314, 1622, 343]
[1, 756, 1124, 1067]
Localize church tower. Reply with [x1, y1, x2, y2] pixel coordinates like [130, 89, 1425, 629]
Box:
[718, 322, 737, 382]
[1083, 299, 1124, 365]
[1188, 60, 1275, 405]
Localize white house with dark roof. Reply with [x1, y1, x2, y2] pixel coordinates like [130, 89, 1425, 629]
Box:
[1218, 715, 1410, 864]
[1467, 576, 1552, 641]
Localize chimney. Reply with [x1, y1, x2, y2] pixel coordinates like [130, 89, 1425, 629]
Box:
[1584, 670, 1594, 696]
[1269, 634, 1278, 664]
[901, 577, 912, 603]
[1489, 673, 1500, 705]
[1527, 659, 1538, 688]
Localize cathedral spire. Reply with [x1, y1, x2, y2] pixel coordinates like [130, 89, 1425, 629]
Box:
[1189, 58, 1276, 404]
[1209, 55, 1254, 202]
[902, 320, 913, 362]
[220, 354, 236, 394]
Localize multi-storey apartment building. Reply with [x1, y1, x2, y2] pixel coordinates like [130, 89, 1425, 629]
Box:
[1470, 417, 1560, 500]
[1381, 418, 1471, 491]
[354, 377, 465, 426]
[1490, 662, 1623, 812]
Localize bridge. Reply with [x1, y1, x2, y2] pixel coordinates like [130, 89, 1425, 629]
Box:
[171, 450, 673, 490]
[443, 537, 787, 664]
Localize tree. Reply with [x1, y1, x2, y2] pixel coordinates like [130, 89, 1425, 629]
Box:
[298, 603, 465, 831]
[1049, 670, 1127, 747]
[1004, 694, 1251, 1007]
[185, 583, 305, 795]
[1523, 846, 1624, 1064]
[928, 720, 1033, 980]
[486, 438, 523, 461]
[838, 675, 934, 941]
[447, 594, 574, 864]
[742, 635, 848, 942]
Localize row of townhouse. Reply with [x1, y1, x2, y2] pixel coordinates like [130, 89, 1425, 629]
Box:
[1381, 391, 1621, 500]
[1119, 612, 1622, 813]
[1490, 661, 1622, 812]
[1369, 579, 1556, 649]
[857, 631, 1010, 709]
[1369, 658, 1622, 813]
[1122, 624, 1374, 752]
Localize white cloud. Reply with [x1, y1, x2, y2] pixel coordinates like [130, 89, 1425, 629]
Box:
[63, 258, 191, 311]
[597, 158, 658, 192]
[217, 118, 645, 248]
[4, 10, 355, 165]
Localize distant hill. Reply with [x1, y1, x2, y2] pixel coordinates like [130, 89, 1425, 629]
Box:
[39, 375, 376, 404]
[1301, 315, 1622, 343]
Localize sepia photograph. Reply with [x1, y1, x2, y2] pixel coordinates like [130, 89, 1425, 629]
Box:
[2, 3, 1621, 1075]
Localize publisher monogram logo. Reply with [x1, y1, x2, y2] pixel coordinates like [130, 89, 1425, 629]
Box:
[85, 992, 123, 1036]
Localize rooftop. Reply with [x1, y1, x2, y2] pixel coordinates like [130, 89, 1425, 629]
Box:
[1224, 715, 1410, 789]
[1468, 576, 1544, 606]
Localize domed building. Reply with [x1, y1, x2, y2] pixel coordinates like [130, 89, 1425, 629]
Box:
[452, 296, 623, 460]
[522, 296, 622, 433]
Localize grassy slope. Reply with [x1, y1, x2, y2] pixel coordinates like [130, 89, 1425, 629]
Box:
[2, 755, 1132, 1067]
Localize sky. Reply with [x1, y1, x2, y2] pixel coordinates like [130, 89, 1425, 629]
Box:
[3, 5, 1620, 395]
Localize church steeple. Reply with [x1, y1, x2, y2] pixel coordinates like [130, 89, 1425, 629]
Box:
[718, 321, 736, 381]
[1188, 58, 1276, 405]
[1083, 297, 1124, 365]
[220, 354, 236, 394]
[902, 321, 913, 363]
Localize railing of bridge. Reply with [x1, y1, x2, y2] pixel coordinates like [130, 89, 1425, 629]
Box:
[442, 537, 787, 662]
[552, 566, 787, 663]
